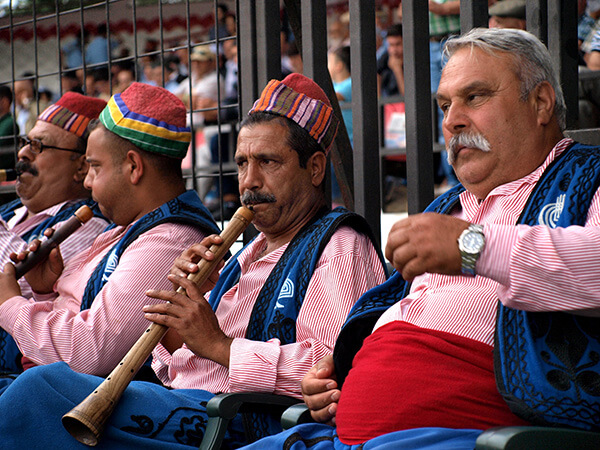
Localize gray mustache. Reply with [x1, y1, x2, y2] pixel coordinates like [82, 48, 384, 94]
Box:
[240, 191, 277, 206]
[447, 132, 491, 165]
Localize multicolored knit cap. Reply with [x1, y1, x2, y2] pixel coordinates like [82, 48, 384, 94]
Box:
[99, 82, 191, 159]
[248, 73, 339, 154]
[38, 92, 106, 140]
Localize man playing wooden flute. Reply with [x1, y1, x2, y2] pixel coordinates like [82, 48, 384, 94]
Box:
[0, 83, 221, 388]
[0, 73, 388, 448]
[0, 92, 109, 375]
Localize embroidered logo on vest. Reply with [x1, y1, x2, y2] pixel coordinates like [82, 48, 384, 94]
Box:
[538, 193, 565, 228]
[275, 278, 295, 309]
[102, 251, 120, 282]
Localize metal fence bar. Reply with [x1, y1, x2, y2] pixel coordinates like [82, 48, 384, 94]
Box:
[402, 0, 434, 214]
[254, 0, 282, 89]
[548, 0, 578, 128]
[351, 0, 380, 241]
[460, 0, 488, 31]
[527, 0, 549, 44]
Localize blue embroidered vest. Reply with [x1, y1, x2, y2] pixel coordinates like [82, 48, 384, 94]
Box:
[0, 197, 104, 244]
[0, 198, 105, 374]
[81, 190, 221, 310]
[209, 206, 388, 441]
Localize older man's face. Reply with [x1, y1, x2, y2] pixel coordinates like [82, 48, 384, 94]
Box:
[437, 47, 549, 199]
[16, 121, 87, 214]
[235, 121, 325, 238]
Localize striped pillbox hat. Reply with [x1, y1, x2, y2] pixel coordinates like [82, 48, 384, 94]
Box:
[100, 82, 191, 159]
[38, 92, 107, 139]
[249, 73, 339, 153]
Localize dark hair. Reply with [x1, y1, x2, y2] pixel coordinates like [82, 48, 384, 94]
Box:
[88, 119, 183, 179]
[240, 112, 324, 168]
[334, 45, 351, 73]
[0, 85, 13, 103]
[386, 23, 403, 38]
[92, 67, 110, 82]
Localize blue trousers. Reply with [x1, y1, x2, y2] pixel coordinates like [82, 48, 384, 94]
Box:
[0, 362, 250, 449]
[241, 423, 482, 450]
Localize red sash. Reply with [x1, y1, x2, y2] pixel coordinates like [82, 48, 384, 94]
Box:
[336, 321, 529, 445]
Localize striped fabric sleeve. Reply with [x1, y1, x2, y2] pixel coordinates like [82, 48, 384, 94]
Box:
[0, 223, 208, 376]
[479, 188, 600, 315]
[226, 228, 387, 397]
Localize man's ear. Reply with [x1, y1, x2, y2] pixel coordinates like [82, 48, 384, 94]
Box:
[534, 81, 556, 126]
[309, 151, 327, 187]
[125, 149, 144, 184]
[73, 154, 88, 183]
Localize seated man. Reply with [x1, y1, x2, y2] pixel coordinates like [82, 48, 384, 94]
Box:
[0, 91, 109, 374]
[0, 83, 221, 384]
[0, 74, 388, 448]
[242, 28, 600, 449]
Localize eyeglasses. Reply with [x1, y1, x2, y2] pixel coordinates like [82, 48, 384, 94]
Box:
[18, 136, 84, 155]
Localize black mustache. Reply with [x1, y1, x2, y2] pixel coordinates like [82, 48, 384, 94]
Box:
[15, 161, 38, 177]
[240, 191, 277, 206]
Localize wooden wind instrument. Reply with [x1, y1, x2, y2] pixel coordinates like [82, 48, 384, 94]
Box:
[61, 206, 254, 446]
[13, 204, 94, 279]
[0, 168, 17, 182]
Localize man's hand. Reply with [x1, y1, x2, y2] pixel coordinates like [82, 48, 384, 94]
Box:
[0, 263, 22, 304]
[169, 235, 224, 294]
[301, 355, 340, 426]
[144, 274, 232, 367]
[385, 213, 470, 281]
[11, 236, 64, 294]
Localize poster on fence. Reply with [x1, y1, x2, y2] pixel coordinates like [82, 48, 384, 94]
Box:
[383, 102, 406, 149]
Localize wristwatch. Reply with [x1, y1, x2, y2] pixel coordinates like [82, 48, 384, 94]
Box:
[457, 224, 485, 276]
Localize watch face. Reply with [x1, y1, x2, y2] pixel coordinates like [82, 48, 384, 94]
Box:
[463, 231, 484, 253]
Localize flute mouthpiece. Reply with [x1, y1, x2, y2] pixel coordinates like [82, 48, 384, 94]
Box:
[0, 169, 17, 182]
[74, 205, 94, 224]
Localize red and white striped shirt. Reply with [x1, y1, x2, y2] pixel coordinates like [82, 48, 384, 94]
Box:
[152, 226, 387, 398]
[376, 138, 600, 346]
[0, 200, 108, 298]
[0, 222, 208, 375]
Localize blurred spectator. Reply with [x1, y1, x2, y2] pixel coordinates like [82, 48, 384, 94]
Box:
[287, 41, 303, 74]
[90, 67, 112, 101]
[84, 23, 119, 66]
[113, 60, 136, 94]
[13, 76, 50, 136]
[162, 55, 184, 93]
[579, 0, 596, 49]
[580, 27, 600, 127]
[328, 45, 352, 205]
[174, 45, 223, 127]
[280, 29, 295, 76]
[61, 34, 84, 70]
[0, 86, 19, 163]
[60, 70, 83, 95]
[209, 3, 231, 56]
[377, 24, 405, 98]
[206, 39, 240, 220]
[488, 0, 526, 30]
[224, 12, 237, 36]
[328, 15, 350, 51]
[37, 87, 54, 104]
[222, 39, 238, 101]
[329, 46, 353, 143]
[174, 41, 190, 83]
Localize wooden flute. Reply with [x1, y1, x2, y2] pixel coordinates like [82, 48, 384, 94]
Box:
[13, 204, 94, 279]
[61, 205, 254, 446]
